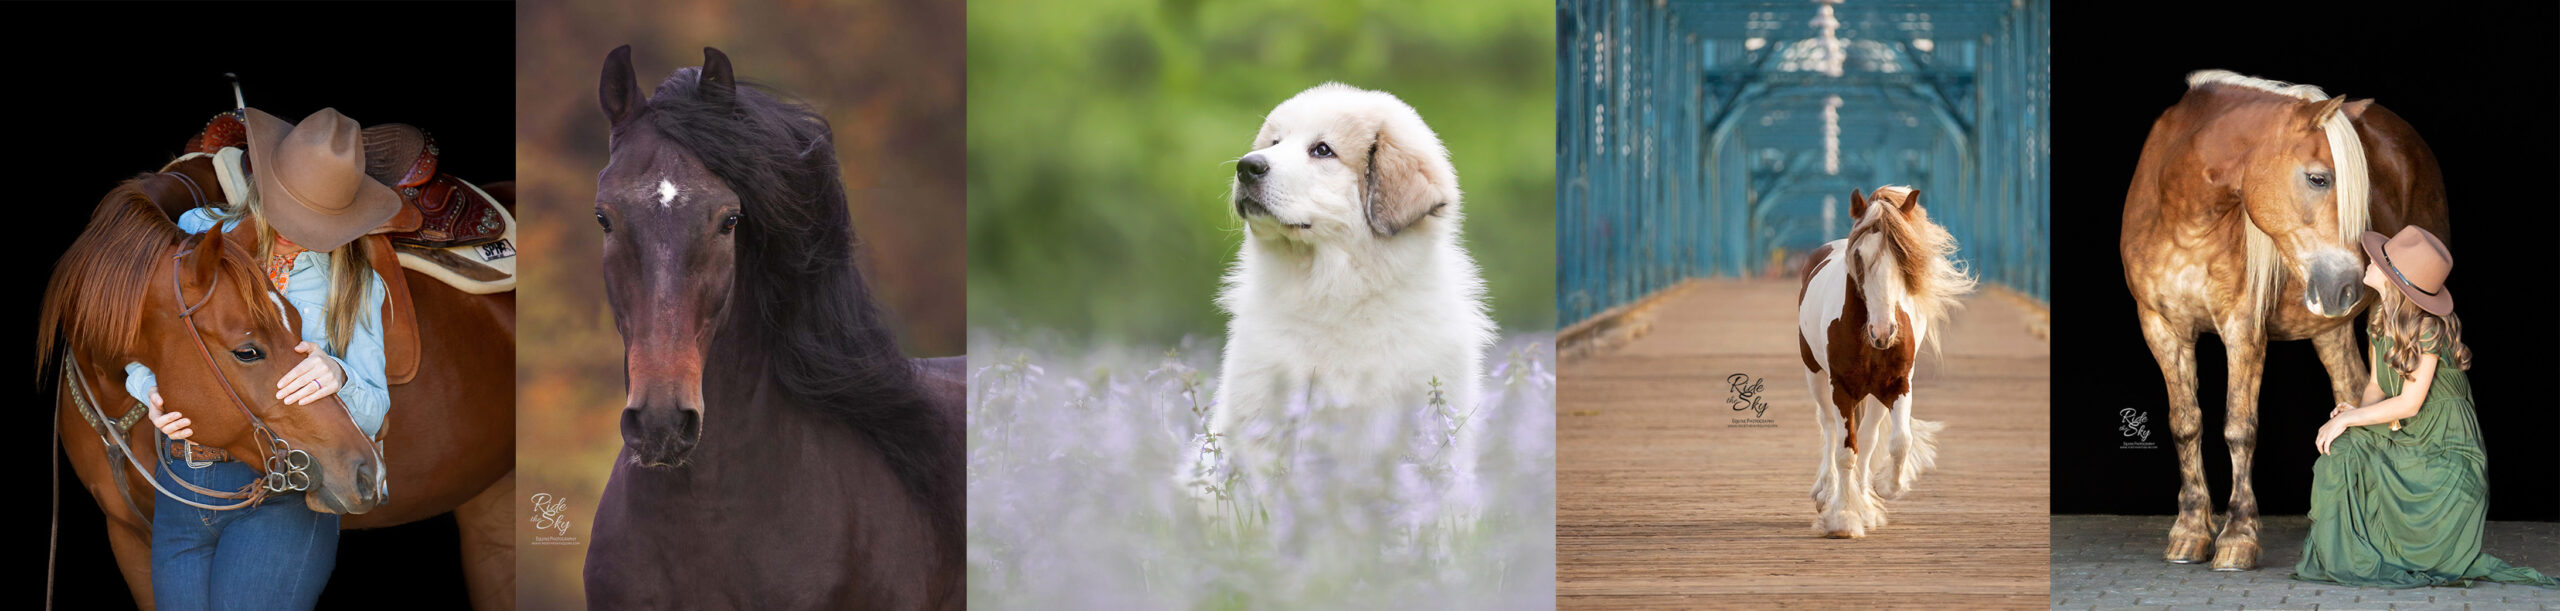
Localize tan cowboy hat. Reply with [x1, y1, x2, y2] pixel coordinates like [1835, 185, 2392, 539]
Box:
[2359, 226, 2454, 316]
[242, 107, 403, 251]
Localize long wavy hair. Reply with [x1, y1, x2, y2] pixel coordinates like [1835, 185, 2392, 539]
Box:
[645, 68, 959, 535]
[2372, 285, 2469, 380]
[204, 184, 378, 356]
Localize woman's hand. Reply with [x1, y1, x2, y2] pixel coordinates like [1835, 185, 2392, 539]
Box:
[2315, 418, 2349, 456]
[146, 389, 192, 440]
[275, 341, 345, 406]
[2329, 402, 2354, 419]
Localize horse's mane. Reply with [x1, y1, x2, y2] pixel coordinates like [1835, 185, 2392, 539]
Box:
[36, 178, 279, 377]
[644, 69, 959, 533]
[2186, 69, 2373, 314]
[1850, 185, 1975, 353]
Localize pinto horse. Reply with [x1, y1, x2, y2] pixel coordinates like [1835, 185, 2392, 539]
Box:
[583, 46, 965, 609]
[42, 172, 519, 609]
[1796, 185, 1974, 539]
[2120, 70, 2448, 570]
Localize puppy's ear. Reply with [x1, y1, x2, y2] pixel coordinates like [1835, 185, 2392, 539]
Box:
[1364, 121, 1460, 236]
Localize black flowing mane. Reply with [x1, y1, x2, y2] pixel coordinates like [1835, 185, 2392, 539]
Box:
[645, 68, 959, 529]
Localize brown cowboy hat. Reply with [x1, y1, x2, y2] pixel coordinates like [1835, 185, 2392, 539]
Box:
[243, 107, 402, 251]
[2359, 226, 2454, 316]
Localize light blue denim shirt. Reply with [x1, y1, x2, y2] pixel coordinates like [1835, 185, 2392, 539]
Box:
[122, 209, 389, 437]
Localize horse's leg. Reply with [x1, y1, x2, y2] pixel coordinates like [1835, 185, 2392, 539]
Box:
[2138, 308, 2214, 563]
[1878, 392, 1929, 499]
[454, 470, 516, 611]
[2310, 324, 2367, 406]
[106, 517, 155, 610]
[1813, 388, 1861, 538]
[1855, 399, 1888, 529]
[2211, 327, 2268, 571]
[1812, 373, 1853, 529]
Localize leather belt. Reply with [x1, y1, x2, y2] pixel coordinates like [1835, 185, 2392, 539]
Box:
[165, 440, 232, 464]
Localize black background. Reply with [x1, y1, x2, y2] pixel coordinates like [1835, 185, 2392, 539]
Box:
[2049, 3, 2560, 521]
[22, 2, 512, 607]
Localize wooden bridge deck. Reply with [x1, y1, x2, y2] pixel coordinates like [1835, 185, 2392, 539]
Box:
[1558, 278, 2052, 609]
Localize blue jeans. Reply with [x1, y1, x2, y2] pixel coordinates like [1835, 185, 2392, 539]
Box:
[150, 459, 339, 611]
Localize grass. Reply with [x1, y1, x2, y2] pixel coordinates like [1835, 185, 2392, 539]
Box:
[966, 332, 1556, 609]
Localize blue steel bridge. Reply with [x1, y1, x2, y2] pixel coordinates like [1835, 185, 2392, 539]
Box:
[1557, 0, 2048, 326]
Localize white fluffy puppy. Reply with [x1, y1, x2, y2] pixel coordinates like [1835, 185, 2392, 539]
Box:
[1208, 83, 1494, 496]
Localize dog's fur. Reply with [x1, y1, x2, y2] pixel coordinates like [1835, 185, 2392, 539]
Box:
[1209, 83, 1494, 491]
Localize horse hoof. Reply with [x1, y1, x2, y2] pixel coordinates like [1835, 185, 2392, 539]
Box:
[2209, 541, 2260, 571]
[1823, 530, 1861, 539]
[2163, 537, 2213, 564]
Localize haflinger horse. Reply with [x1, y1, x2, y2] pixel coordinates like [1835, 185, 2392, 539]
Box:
[2120, 70, 2448, 570]
[41, 171, 518, 608]
[1795, 185, 1975, 539]
[584, 46, 965, 610]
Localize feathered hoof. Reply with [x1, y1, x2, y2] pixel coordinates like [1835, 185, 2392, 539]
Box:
[1822, 529, 1863, 539]
[2163, 534, 2213, 564]
[2208, 540, 2260, 571]
[1814, 511, 1865, 539]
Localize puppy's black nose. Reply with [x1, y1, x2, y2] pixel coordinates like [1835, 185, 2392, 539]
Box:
[1238, 154, 1269, 183]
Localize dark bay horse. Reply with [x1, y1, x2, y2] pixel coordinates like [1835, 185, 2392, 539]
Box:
[2120, 70, 2449, 571]
[584, 46, 964, 609]
[43, 172, 520, 609]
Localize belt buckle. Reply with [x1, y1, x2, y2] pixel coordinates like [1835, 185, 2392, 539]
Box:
[184, 440, 214, 469]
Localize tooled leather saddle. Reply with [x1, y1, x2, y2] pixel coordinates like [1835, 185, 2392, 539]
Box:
[186, 109, 506, 248]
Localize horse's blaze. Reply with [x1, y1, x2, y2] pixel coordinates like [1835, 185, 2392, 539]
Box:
[1823, 279, 1914, 452]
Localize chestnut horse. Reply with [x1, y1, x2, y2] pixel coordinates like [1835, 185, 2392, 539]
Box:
[583, 46, 964, 609]
[1796, 185, 1975, 539]
[2120, 70, 2448, 570]
[43, 172, 518, 609]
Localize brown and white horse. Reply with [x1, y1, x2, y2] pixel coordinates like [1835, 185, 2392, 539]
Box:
[2119, 70, 2447, 570]
[1795, 185, 1975, 538]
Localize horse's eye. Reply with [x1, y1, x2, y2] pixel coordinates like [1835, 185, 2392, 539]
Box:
[720, 212, 742, 235]
[1310, 142, 1334, 159]
[595, 210, 613, 233]
[2305, 172, 2331, 189]
[231, 345, 264, 363]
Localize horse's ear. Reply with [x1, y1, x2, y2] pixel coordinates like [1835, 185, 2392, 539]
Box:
[1899, 188, 1923, 217]
[2343, 98, 2376, 121]
[2302, 96, 2347, 132]
[600, 45, 644, 128]
[1849, 188, 1870, 219]
[190, 224, 225, 283]
[699, 47, 737, 107]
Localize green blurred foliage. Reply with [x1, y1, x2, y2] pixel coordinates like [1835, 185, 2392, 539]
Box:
[968, 0, 1557, 341]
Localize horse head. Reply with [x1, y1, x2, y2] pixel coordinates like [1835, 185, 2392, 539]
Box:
[2229, 95, 2375, 319]
[595, 46, 747, 468]
[42, 177, 385, 514]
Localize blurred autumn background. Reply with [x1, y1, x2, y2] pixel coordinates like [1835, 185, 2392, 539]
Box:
[513, 0, 962, 607]
[967, 0, 1557, 341]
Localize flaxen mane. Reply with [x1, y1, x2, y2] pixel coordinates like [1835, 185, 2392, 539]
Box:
[1847, 185, 1974, 352]
[36, 178, 280, 376]
[2186, 69, 2373, 313]
[644, 68, 960, 537]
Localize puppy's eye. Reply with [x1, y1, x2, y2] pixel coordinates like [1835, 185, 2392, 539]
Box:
[720, 212, 742, 235]
[1310, 142, 1334, 158]
[595, 209, 612, 233]
[2305, 171, 2331, 189]
[231, 344, 264, 363]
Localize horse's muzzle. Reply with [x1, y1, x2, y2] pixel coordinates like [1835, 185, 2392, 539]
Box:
[621, 404, 702, 467]
[2303, 253, 2363, 318]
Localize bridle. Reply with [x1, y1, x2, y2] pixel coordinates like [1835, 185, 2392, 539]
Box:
[61, 231, 324, 511]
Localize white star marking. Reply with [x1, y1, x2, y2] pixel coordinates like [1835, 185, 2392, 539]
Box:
[658, 179, 678, 207]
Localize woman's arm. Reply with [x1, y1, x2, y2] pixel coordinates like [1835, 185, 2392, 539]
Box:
[124, 362, 193, 440]
[2340, 353, 2435, 426]
[327, 273, 392, 437]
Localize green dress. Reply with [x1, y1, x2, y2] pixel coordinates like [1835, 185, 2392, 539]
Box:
[2294, 333, 2557, 588]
